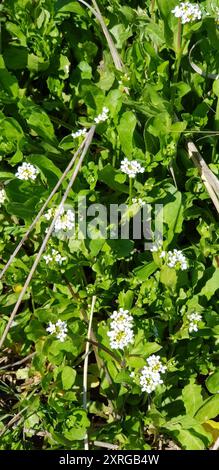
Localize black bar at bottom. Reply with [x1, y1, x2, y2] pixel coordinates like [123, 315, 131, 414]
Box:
[0, 450, 217, 467]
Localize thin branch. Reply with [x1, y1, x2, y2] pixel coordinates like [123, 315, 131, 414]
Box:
[93, 440, 119, 450]
[0, 126, 95, 350]
[0, 405, 29, 437]
[0, 136, 88, 281]
[187, 140, 219, 214]
[0, 352, 36, 371]
[77, 0, 123, 71]
[83, 295, 96, 451]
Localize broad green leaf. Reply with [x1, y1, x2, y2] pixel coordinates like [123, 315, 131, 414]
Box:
[182, 380, 203, 417]
[195, 395, 219, 423]
[200, 268, 219, 300]
[99, 164, 129, 193]
[206, 371, 219, 394]
[28, 155, 62, 185]
[174, 429, 206, 450]
[18, 99, 57, 144]
[160, 265, 177, 289]
[61, 366, 76, 390]
[55, 0, 86, 15]
[163, 186, 184, 243]
[118, 111, 137, 157]
[0, 55, 19, 97]
[133, 262, 157, 280]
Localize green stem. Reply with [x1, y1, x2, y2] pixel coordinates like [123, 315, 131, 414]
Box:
[177, 18, 182, 53]
[129, 178, 133, 205]
[151, 0, 156, 17]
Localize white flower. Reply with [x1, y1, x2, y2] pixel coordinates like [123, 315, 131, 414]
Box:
[107, 326, 134, 350]
[0, 188, 6, 204]
[160, 250, 166, 258]
[188, 312, 202, 333]
[172, 2, 202, 24]
[46, 319, 68, 342]
[71, 128, 87, 139]
[139, 356, 166, 393]
[140, 367, 163, 393]
[15, 162, 39, 181]
[43, 249, 66, 265]
[167, 249, 188, 270]
[46, 321, 56, 334]
[54, 209, 75, 233]
[120, 158, 145, 178]
[132, 197, 145, 207]
[43, 254, 53, 264]
[44, 207, 75, 236]
[146, 355, 167, 374]
[109, 308, 133, 331]
[94, 107, 109, 124]
[107, 307, 134, 350]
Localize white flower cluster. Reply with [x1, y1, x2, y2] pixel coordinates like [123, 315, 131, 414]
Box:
[132, 197, 145, 207]
[94, 107, 109, 124]
[120, 158, 145, 178]
[15, 162, 39, 181]
[107, 308, 134, 350]
[172, 2, 202, 24]
[166, 249, 188, 270]
[44, 207, 75, 234]
[150, 244, 188, 270]
[139, 355, 167, 394]
[46, 319, 68, 342]
[187, 312, 202, 333]
[54, 209, 75, 233]
[71, 128, 87, 139]
[43, 249, 66, 265]
[0, 188, 6, 204]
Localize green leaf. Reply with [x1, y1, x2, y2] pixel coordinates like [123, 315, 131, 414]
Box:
[160, 265, 177, 289]
[118, 290, 134, 310]
[6, 201, 38, 220]
[118, 111, 137, 157]
[61, 366, 76, 390]
[133, 262, 157, 280]
[0, 55, 19, 97]
[99, 164, 129, 193]
[163, 186, 184, 243]
[28, 155, 62, 185]
[18, 99, 57, 144]
[206, 371, 219, 394]
[195, 395, 219, 423]
[174, 429, 206, 450]
[200, 268, 219, 300]
[55, 0, 86, 15]
[182, 380, 203, 417]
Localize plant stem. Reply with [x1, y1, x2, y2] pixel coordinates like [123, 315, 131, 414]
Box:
[177, 18, 182, 53]
[129, 178, 133, 205]
[151, 0, 155, 17]
[83, 295, 96, 450]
